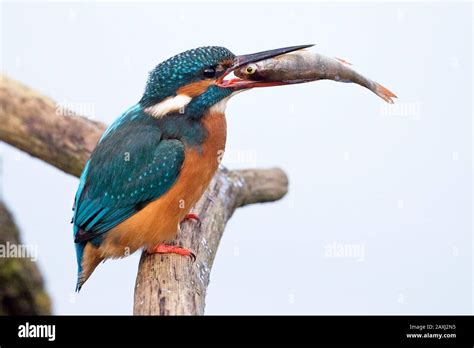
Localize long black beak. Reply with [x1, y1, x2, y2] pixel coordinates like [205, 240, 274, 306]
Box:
[218, 44, 314, 89]
[234, 45, 314, 69]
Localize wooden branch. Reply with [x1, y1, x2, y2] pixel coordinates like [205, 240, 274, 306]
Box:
[0, 74, 289, 315]
[0, 201, 52, 315]
[0, 75, 105, 177]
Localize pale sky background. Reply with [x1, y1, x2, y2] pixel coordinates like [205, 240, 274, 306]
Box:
[0, 1, 472, 314]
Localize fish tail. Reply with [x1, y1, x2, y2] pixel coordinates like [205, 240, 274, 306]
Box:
[373, 82, 397, 104]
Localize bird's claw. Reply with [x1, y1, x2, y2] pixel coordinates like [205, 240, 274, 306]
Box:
[149, 244, 196, 262]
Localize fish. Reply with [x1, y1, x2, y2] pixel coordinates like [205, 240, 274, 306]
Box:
[234, 50, 397, 103]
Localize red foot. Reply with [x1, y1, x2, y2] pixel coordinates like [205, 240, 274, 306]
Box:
[149, 244, 196, 261]
[184, 213, 200, 223]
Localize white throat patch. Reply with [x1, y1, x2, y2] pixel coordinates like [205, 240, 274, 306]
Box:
[144, 94, 192, 118]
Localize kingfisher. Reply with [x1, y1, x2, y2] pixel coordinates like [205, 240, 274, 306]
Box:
[72, 45, 313, 290]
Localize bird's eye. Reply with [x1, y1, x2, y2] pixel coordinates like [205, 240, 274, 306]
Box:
[245, 65, 256, 75]
[203, 68, 216, 78]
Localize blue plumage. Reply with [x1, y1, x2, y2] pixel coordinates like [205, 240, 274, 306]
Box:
[74, 106, 185, 239]
[72, 46, 239, 290]
[140, 46, 234, 107]
[73, 106, 185, 289]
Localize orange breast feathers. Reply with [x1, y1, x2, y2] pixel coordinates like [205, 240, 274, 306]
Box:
[94, 110, 227, 259]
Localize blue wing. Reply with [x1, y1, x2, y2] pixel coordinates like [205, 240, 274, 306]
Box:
[72, 106, 185, 243]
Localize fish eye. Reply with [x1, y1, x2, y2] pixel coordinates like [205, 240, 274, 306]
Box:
[245, 64, 257, 75]
[203, 67, 216, 78]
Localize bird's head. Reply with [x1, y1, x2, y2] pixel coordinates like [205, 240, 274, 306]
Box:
[139, 45, 312, 118]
